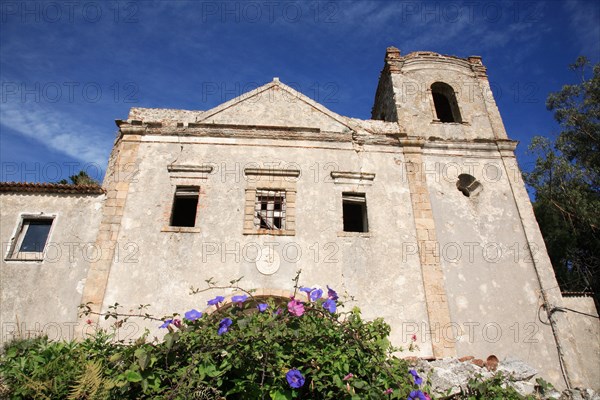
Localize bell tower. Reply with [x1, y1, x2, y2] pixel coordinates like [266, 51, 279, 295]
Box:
[371, 47, 588, 387]
[372, 47, 508, 141]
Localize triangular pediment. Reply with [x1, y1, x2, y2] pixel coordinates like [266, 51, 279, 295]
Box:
[196, 79, 352, 133]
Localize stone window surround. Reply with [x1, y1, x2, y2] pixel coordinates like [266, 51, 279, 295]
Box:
[162, 165, 213, 233]
[4, 213, 57, 262]
[330, 171, 375, 238]
[243, 168, 299, 236]
[336, 190, 373, 238]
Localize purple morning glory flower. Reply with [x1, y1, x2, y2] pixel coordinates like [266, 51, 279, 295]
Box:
[217, 318, 232, 335]
[257, 303, 268, 312]
[184, 309, 202, 322]
[327, 285, 338, 301]
[409, 369, 423, 385]
[159, 319, 173, 329]
[207, 296, 225, 306]
[231, 294, 248, 304]
[408, 390, 427, 400]
[309, 288, 323, 301]
[323, 299, 336, 313]
[286, 369, 305, 388]
[299, 287, 313, 293]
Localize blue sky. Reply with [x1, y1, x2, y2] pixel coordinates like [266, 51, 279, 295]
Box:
[1, 0, 599, 184]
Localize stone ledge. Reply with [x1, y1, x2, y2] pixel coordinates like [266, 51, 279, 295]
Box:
[242, 229, 295, 236]
[337, 231, 372, 238]
[244, 168, 301, 178]
[330, 171, 376, 185]
[161, 226, 202, 233]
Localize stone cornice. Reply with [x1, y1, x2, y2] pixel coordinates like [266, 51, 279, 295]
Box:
[115, 121, 518, 152]
[330, 171, 376, 185]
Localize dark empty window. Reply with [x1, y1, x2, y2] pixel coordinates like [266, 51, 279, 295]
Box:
[343, 193, 368, 232]
[431, 82, 461, 123]
[170, 186, 199, 227]
[432, 92, 454, 122]
[19, 219, 52, 252]
[254, 189, 286, 230]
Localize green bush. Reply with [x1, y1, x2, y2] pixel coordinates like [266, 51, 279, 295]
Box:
[460, 372, 530, 400]
[0, 278, 541, 399]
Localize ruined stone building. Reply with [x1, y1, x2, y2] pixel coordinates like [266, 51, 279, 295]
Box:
[1, 48, 598, 389]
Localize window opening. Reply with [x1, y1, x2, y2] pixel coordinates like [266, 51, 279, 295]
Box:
[456, 174, 482, 197]
[19, 219, 52, 252]
[170, 186, 199, 227]
[254, 189, 286, 230]
[343, 193, 368, 232]
[7, 217, 54, 260]
[431, 82, 462, 123]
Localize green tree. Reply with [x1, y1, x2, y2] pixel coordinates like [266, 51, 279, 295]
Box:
[58, 170, 99, 186]
[525, 57, 600, 307]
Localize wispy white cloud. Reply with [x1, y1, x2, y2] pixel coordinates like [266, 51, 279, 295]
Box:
[332, 1, 548, 57]
[564, 0, 600, 59]
[0, 102, 109, 167]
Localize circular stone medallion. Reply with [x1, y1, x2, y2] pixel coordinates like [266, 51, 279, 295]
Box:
[256, 247, 281, 275]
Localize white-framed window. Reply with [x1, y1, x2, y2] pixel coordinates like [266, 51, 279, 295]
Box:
[6, 216, 55, 261]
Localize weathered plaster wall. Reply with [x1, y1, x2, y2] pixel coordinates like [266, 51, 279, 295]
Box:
[422, 150, 569, 386]
[128, 108, 204, 125]
[562, 296, 600, 389]
[199, 83, 349, 132]
[0, 193, 103, 342]
[371, 66, 398, 122]
[97, 135, 434, 357]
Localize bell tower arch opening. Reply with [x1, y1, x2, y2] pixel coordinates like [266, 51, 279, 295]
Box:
[431, 82, 462, 123]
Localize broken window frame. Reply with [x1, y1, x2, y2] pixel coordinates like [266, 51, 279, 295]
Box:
[242, 168, 298, 236]
[254, 189, 286, 231]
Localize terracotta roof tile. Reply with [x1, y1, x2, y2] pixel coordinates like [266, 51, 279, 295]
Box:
[0, 182, 104, 195]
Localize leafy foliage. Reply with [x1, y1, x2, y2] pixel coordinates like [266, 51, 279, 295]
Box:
[0, 278, 540, 399]
[525, 57, 600, 306]
[58, 170, 99, 186]
[460, 372, 529, 400]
